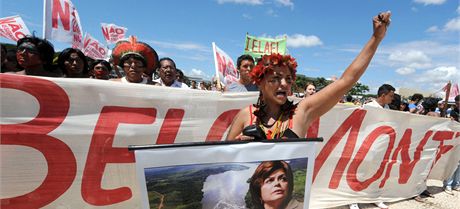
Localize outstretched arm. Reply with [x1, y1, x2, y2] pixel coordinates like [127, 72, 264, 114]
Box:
[297, 12, 391, 123]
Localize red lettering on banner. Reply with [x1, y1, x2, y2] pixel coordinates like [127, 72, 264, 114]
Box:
[83, 37, 91, 48]
[0, 17, 15, 24]
[206, 109, 241, 141]
[101, 27, 109, 40]
[156, 109, 185, 144]
[216, 52, 227, 76]
[244, 36, 251, 51]
[0, 74, 76, 209]
[380, 129, 432, 187]
[263, 42, 271, 54]
[313, 109, 366, 186]
[52, 0, 70, 30]
[431, 131, 455, 167]
[8, 23, 21, 32]
[115, 28, 124, 34]
[347, 126, 396, 191]
[251, 39, 259, 53]
[82, 106, 156, 205]
[14, 31, 26, 40]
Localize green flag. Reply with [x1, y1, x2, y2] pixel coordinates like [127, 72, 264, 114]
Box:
[244, 34, 287, 59]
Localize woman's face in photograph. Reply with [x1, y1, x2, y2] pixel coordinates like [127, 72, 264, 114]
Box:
[260, 169, 289, 204]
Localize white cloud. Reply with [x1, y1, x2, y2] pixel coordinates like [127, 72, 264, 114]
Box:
[388, 50, 431, 68]
[396, 67, 416, 75]
[457, 5, 460, 14]
[285, 34, 323, 48]
[217, 0, 263, 5]
[147, 40, 210, 52]
[275, 0, 294, 9]
[443, 17, 460, 31]
[186, 68, 212, 80]
[413, 0, 446, 5]
[242, 14, 252, 19]
[266, 8, 279, 17]
[415, 66, 459, 89]
[426, 26, 439, 32]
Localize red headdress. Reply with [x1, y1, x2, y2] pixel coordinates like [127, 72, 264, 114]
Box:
[250, 53, 297, 85]
[111, 36, 159, 71]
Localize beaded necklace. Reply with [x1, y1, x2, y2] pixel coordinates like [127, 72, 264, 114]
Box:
[259, 111, 285, 139]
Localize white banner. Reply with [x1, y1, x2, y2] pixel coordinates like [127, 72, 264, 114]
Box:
[1, 74, 459, 209]
[212, 42, 238, 87]
[44, 0, 83, 49]
[83, 33, 108, 60]
[134, 140, 316, 209]
[101, 23, 127, 44]
[0, 15, 31, 42]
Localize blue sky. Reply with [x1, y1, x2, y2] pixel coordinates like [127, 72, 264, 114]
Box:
[1, 0, 459, 93]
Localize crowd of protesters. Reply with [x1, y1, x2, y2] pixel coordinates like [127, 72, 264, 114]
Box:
[1, 29, 459, 209]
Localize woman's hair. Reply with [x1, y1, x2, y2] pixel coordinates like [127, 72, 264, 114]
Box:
[250, 53, 297, 85]
[17, 36, 55, 68]
[57, 48, 89, 76]
[89, 59, 112, 72]
[421, 97, 439, 114]
[249, 161, 294, 209]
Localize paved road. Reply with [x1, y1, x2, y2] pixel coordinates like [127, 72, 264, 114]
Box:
[327, 180, 460, 209]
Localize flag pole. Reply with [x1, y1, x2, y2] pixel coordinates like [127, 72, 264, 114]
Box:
[441, 80, 451, 117]
[42, 0, 47, 38]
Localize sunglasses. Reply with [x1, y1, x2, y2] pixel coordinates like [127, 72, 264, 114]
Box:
[17, 43, 40, 54]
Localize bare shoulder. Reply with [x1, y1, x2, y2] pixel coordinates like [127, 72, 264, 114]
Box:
[226, 106, 252, 140]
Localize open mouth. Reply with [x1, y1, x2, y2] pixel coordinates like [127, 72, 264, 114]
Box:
[276, 91, 287, 98]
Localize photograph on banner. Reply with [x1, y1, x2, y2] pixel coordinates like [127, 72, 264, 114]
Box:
[134, 141, 316, 209]
[143, 159, 307, 209]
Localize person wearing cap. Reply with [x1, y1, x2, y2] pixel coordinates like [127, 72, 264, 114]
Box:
[110, 36, 159, 85]
[14, 36, 62, 77]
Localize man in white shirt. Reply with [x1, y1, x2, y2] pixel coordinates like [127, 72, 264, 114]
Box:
[154, 57, 189, 88]
[365, 84, 395, 109]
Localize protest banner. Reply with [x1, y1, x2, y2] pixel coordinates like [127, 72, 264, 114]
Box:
[101, 23, 127, 44]
[244, 34, 287, 59]
[0, 15, 31, 42]
[0, 74, 459, 208]
[133, 140, 317, 209]
[83, 33, 108, 60]
[44, 0, 83, 49]
[212, 42, 238, 87]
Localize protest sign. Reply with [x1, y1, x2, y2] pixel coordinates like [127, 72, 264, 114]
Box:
[212, 42, 238, 87]
[44, 0, 83, 49]
[83, 33, 108, 60]
[244, 34, 287, 59]
[101, 23, 127, 44]
[0, 15, 31, 42]
[0, 74, 459, 208]
[133, 140, 317, 209]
